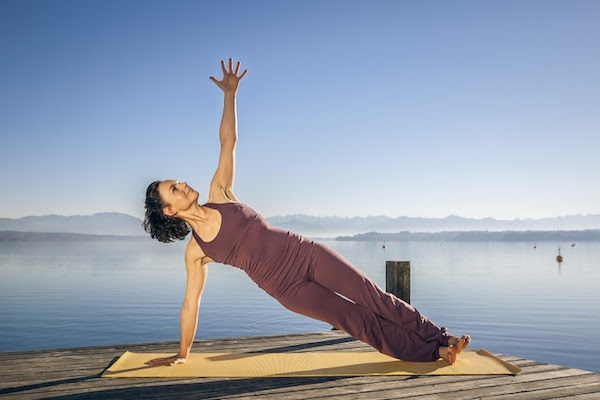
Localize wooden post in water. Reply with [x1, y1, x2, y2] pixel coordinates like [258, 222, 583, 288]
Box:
[386, 261, 410, 304]
[331, 261, 410, 331]
[332, 260, 411, 330]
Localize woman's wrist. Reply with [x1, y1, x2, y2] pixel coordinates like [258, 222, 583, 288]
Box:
[178, 345, 191, 359]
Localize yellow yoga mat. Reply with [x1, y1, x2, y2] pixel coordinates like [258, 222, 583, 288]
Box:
[102, 349, 521, 378]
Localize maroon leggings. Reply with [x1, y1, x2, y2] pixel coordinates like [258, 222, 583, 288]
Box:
[274, 242, 451, 362]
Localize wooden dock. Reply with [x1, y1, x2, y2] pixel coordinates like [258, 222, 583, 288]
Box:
[1, 330, 599, 399]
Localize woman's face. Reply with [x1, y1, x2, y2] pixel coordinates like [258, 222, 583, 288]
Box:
[157, 179, 198, 217]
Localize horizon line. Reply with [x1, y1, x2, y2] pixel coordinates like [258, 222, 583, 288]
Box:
[1, 211, 599, 221]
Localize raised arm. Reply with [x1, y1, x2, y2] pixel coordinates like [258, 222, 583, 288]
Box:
[209, 58, 247, 200]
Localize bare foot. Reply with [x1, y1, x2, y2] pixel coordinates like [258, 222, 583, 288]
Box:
[447, 334, 471, 354]
[439, 345, 458, 365]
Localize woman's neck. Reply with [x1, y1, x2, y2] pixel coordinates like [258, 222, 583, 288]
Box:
[177, 202, 209, 233]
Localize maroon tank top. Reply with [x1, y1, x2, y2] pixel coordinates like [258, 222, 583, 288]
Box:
[191, 202, 314, 292]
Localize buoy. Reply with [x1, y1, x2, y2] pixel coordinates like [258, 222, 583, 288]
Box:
[556, 247, 563, 263]
[382, 240, 386, 250]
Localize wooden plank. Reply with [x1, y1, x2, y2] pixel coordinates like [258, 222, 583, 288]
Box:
[0, 331, 355, 362]
[0, 331, 598, 400]
[479, 381, 600, 400]
[203, 366, 593, 400]
[0, 334, 361, 373]
[16, 365, 576, 398]
[0, 366, 552, 397]
[0, 332, 353, 369]
[552, 394, 600, 400]
[418, 373, 600, 400]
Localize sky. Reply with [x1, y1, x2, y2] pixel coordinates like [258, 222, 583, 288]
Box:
[1, 0, 599, 221]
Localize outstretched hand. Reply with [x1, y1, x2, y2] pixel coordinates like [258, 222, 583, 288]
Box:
[145, 354, 186, 367]
[210, 58, 247, 94]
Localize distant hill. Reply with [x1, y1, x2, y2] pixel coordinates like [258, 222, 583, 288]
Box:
[336, 229, 600, 242]
[267, 213, 600, 238]
[0, 213, 145, 236]
[0, 231, 149, 242]
[1, 212, 599, 239]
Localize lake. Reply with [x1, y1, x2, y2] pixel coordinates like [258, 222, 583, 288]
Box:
[0, 239, 598, 373]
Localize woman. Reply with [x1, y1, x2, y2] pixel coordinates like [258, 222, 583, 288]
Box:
[144, 58, 470, 367]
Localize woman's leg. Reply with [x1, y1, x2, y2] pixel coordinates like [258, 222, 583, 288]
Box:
[308, 242, 452, 348]
[277, 278, 441, 361]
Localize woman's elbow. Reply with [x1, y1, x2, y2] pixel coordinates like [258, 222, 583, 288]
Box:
[182, 299, 200, 312]
[220, 137, 237, 149]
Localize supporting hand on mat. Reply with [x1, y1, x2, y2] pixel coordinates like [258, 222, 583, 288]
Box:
[146, 354, 186, 367]
[210, 58, 247, 94]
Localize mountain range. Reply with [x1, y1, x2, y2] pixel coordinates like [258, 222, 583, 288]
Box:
[0, 213, 144, 236]
[267, 213, 600, 238]
[337, 229, 600, 242]
[1, 212, 599, 238]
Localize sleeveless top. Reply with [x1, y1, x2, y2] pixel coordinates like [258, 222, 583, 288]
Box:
[191, 202, 314, 292]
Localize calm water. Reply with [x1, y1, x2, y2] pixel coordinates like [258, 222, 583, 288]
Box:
[1, 239, 598, 373]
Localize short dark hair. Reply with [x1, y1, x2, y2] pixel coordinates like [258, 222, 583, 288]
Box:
[143, 180, 191, 243]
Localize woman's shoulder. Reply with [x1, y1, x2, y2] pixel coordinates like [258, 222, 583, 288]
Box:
[185, 236, 202, 258]
[185, 237, 213, 265]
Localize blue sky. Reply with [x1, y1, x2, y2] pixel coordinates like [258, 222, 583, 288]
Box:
[1, 0, 598, 220]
